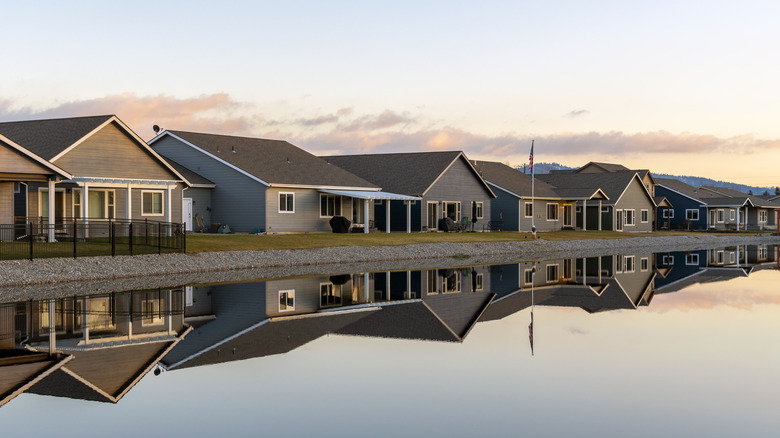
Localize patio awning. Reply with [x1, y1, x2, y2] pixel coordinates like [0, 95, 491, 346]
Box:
[319, 189, 421, 201]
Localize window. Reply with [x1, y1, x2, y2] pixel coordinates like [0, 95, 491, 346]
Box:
[474, 202, 484, 219]
[640, 258, 649, 271]
[563, 259, 573, 280]
[622, 210, 634, 226]
[279, 290, 295, 311]
[279, 192, 295, 213]
[759, 210, 768, 223]
[729, 209, 736, 221]
[686, 209, 699, 221]
[758, 245, 768, 260]
[142, 190, 163, 216]
[442, 270, 461, 293]
[641, 209, 649, 223]
[13, 182, 21, 193]
[601, 206, 610, 214]
[546, 264, 559, 283]
[142, 298, 164, 326]
[427, 202, 438, 229]
[427, 270, 438, 294]
[546, 203, 559, 221]
[73, 189, 82, 219]
[320, 283, 341, 307]
[717, 209, 725, 223]
[662, 255, 674, 265]
[685, 253, 699, 265]
[616, 254, 624, 273]
[663, 209, 675, 218]
[524, 202, 533, 218]
[729, 252, 735, 264]
[523, 268, 534, 286]
[443, 201, 461, 221]
[474, 274, 484, 291]
[624, 256, 635, 273]
[320, 194, 342, 217]
[716, 250, 724, 264]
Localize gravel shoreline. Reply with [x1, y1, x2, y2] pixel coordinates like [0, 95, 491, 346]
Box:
[1, 234, 778, 300]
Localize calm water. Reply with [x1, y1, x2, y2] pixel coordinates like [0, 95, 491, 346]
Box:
[1, 245, 779, 437]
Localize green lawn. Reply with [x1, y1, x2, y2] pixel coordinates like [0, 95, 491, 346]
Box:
[184, 230, 730, 253]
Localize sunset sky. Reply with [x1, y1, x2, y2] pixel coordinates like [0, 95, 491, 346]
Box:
[2, 1, 779, 186]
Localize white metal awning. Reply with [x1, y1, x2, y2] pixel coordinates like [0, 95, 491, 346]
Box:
[319, 189, 421, 201]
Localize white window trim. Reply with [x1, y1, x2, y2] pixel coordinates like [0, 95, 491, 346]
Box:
[624, 255, 635, 273]
[475, 273, 484, 291]
[686, 253, 700, 265]
[13, 182, 21, 194]
[524, 202, 533, 218]
[717, 209, 725, 223]
[729, 209, 736, 221]
[546, 203, 559, 221]
[758, 210, 768, 223]
[686, 209, 699, 221]
[662, 255, 674, 265]
[141, 190, 164, 217]
[616, 254, 624, 273]
[279, 192, 295, 214]
[640, 257, 649, 272]
[426, 270, 438, 295]
[624, 209, 635, 226]
[546, 264, 559, 283]
[601, 206, 610, 213]
[640, 209, 649, 223]
[474, 202, 484, 220]
[279, 289, 295, 312]
[522, 268, 534, 286]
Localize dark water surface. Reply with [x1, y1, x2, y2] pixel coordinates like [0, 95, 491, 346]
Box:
[2, 245, 779, 437]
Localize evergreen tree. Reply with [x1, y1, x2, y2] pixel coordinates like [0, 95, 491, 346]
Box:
[775, 186, 780, 196]
[748, 189, 754, 195]
[763, 190, 770, 196]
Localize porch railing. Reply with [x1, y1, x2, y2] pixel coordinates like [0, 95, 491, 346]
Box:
[0, 217, 186, 261]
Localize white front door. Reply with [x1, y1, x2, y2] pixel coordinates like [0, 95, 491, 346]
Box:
[182, 198, 193, 231]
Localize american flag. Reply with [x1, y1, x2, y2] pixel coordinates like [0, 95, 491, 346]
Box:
[529, 140, 534, 174]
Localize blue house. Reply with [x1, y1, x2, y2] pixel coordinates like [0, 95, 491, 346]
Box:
[654, 178, 709, 230]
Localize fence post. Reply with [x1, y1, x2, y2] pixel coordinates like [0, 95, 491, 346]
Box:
[29, 222, 33, 261]
[73, 221, 77, 259]
[111, 221, 115, 257]
[129, 222, 134, 256]
[158, 222, 162, 254]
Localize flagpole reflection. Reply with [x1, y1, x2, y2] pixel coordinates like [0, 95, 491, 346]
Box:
[529, 262, 536, 356]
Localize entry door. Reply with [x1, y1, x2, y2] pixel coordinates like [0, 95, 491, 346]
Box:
[710, 210, 717, 228]
[182, 198, 193, 231]
[40, 190, 65, 225]
[563, 204, 573, 227]
[427, 202, 438, 230]
[616, 210, 624, 231]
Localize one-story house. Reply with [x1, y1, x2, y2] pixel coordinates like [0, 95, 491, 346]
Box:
[473, 161, 607, 232]
[538, 170, 657, 232]
[322, 151, 496, 232]
[0, 115, 188, 241]
[150, 130, 420, 233]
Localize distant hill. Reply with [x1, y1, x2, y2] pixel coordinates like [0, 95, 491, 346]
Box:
[517, 162, 778, 196]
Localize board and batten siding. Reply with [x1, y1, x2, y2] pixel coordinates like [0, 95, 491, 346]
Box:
[53, 122, 177, 181]
[615, 178, 654, 232]
[487, 188, 519, 231]
[420, 157, 493, 230]
[265, 188, 352, 233]
[152, 136, 265, 232]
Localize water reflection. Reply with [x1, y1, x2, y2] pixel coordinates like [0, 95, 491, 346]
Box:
[1, 244, 778, 408]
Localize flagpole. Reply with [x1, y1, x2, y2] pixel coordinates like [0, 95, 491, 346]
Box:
[530, 140, 536, 239]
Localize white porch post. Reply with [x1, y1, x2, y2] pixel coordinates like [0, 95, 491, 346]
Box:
[82, 183, 90, 238]
[583, 199, 588, 231]
[598, 256, 602, 284]
[406, 201, 411, 233]
[364, 199, 369, 234]
[385, 271, 391, 300]
[167, 289, 173, 335]
[386, 200, 391, 233]
[598, 200, 602, 231]
[736, 207, 740, 231]
[126, 183, 132, 221]
[582, 258, 587, 286]
[166, 186, 173, 236]
[126, 293, 133, 340]
[406, 270, 412, 299]
[48, 299, 56, 354]
[82, 297, 90, 345]
[47, 178, 56, 242]
[364, 272, 370, 302]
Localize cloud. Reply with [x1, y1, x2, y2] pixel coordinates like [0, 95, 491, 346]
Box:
[648, 285, 780, 313]
[565, 109, 589, 118]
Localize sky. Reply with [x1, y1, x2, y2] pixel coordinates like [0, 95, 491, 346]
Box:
[2, 1, 779, 186]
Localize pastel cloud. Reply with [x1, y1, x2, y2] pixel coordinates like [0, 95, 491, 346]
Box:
[648, 286, 780, 313]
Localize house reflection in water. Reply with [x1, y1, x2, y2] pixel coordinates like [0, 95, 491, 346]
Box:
[0, 289, 188, 406]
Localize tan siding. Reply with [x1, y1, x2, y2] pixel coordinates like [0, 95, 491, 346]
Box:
[0, 143, 55, 176]
[0, 183, 12, 225]
[615, 178, 654, 232]
[53, 122, 177, 180]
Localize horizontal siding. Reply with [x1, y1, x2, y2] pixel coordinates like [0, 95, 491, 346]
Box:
[422, 158, 493, 230]
[265, 188, 349, 233]
[183, 188, 212, 229]
[0, 143, 54, 175]
[615, 179, 654, 232]
[54, 122, 177, 180]
[152, 136, 265, 232]
[0, 183, 12, 225]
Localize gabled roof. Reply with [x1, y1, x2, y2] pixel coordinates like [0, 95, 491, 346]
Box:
[655, 178, 711, 203]
[474, 161, 563, 199]
[0, 352, 73, 408]
[152, 130, 379, 190]
[0, 115, 187, 182]
[0, 134, 72, 180]
[699, 185, 749, 198]
[322, 151, 496, 197]
[576, 162, 630, 173]
[538, 170, 648, 206]
[162, 157, 216, 188]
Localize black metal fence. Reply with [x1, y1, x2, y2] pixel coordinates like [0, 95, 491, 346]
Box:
[0, 217, 186, 261]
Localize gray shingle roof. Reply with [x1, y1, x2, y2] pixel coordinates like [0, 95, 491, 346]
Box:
[0, 115, 114, 160]
[577, 162, 630, 173]
[162, 157, 215, 187]
[165, 131, 378, 188]
[538, 170, 643, 206]
[322, 151, 493, 197]
[473, 161, 562, 198]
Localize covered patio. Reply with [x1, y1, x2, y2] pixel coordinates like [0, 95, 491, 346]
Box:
[319, 189, 421, 233]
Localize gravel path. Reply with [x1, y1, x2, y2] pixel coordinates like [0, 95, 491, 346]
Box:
[1, 234, 778, 300]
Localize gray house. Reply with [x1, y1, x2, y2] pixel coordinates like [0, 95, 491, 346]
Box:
[539, 170, 657, 232]
[473, 161, 607, 232]
[323, 151, 496, 231]
[0, 115, 187, 241]
[149, 131, 420, 233]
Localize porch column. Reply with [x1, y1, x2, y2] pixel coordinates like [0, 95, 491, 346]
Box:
[406, 200, 411, 233]
[406, 270, 412, 299]
[364, 199, 369, 234]
[582, 258, 587, 286]
[364, 272, 370, 302]
[386, 200, 390, 233]
[82, 297, 90, 345]
[167, 289, 173, 336]
[82, 183, 90, 239]
[598, 200, 602, 231]
[598, 256, 602, 284]
[126, 183, 132, 221]
[48, 299, 56, 354]
[47, 178, 56, 242]
[166, 186, 173, 236]
[126, 293, 133, 340]
[386, 271, 391, 300]
[582, 200, 587, 231]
